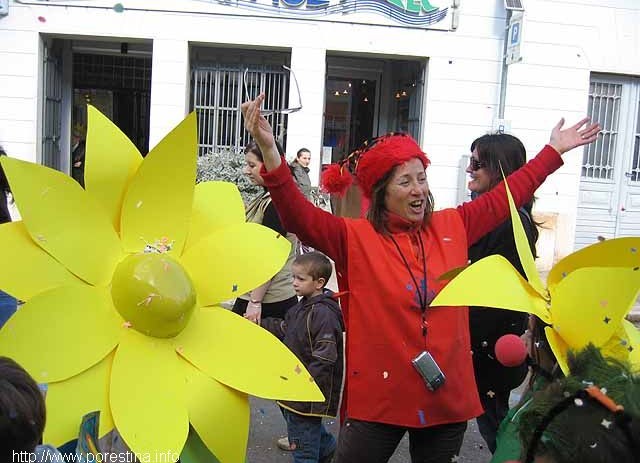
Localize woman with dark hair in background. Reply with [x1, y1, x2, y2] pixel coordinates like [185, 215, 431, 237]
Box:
[232, 141, 298, 324]
[0, 146, 17, 327]
[466, 133, 539, 453]
[290, 147, 312, 200]
[0, 146, 11, 224]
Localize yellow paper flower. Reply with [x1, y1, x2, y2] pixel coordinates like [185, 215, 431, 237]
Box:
[0, 106, 323, 462]
[431, 180, 640, 374]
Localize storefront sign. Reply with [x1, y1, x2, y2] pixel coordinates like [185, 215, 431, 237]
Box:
[30, 0, 449, 29]
[248, 0, 449, 28]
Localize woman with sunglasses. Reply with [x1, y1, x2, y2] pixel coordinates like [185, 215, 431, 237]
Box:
[465, 133, 538, 454]
[242, 93, 599, 463]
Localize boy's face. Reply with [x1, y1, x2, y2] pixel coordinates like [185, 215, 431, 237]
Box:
[292, 264, 324, 297]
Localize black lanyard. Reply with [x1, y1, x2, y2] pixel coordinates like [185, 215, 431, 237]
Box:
[389, 233, 428, 338]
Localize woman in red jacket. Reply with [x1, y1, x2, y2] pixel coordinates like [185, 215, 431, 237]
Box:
[242, 93, 599, 463]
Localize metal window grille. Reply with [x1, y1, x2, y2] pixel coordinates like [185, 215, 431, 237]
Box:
[73, 53, 152, 153]
[632, 94, 640, 182]
[73, 54, 152, 91]
[582, 81, 621, 180]
[190, 64, 290, 156]
[42, 43, 62, 170]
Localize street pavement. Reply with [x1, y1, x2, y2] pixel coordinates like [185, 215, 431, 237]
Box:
[245, 397, 492, 463]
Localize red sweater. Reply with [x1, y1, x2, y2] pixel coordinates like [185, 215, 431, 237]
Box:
[262, 145, 563, 426]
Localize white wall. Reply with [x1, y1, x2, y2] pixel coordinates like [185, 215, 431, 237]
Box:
[0, 0, 638, 262]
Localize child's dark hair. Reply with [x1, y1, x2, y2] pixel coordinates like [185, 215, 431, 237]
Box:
[518, 344, 640, 463]
[293, 252, 332, 284]
[0, 357, 46, 457]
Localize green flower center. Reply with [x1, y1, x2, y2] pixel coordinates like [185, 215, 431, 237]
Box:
[111, 253, 197, 338]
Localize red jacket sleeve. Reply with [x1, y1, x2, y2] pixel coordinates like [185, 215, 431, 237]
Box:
[458, 144, 564, 247]
[261, 160, 348, 271]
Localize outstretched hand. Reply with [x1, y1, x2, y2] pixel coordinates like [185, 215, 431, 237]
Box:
[549, 117, 600, 155]
[241, 93, 276, 153]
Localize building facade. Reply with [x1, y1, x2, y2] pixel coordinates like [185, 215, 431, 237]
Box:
[0, 0, 639, 266]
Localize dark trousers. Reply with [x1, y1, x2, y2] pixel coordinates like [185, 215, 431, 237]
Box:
[476, 389, 510, 453]
[282, 409, 336, 463]
[334, 418, 467, 463]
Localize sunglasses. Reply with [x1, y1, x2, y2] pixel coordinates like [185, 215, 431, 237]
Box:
[469, 158, 486, 171]
[243, 65, 302, 116]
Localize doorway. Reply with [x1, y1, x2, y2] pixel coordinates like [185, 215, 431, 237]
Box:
[323, 56, 426, 217]
[41, 38, 152, 181]
[575, 74, 640, 248]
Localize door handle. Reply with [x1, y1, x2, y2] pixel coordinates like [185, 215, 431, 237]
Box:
[624, 172, 632, 178]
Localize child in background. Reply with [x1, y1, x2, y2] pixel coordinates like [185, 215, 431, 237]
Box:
[261, 252, 344, 463]
[0, 356, 63, 462]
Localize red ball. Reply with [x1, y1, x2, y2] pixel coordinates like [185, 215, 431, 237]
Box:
[495, 334, 527, 367]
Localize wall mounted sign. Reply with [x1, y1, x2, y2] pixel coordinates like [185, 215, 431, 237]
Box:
[232, 0, 450, 29]
[29, 0, 450, 30]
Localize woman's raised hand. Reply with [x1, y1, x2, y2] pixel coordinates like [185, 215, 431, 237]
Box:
[241, 94, 279, 166]
[549, 117, 601, 155]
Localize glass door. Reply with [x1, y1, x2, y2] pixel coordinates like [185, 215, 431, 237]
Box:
[323, 77, 377, 164]
[323, 70, 380, 218]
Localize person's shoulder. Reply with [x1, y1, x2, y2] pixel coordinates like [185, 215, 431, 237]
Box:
[313, 295, 342, 320]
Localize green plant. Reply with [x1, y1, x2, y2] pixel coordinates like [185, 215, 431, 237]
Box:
[196, 149, 261, 204]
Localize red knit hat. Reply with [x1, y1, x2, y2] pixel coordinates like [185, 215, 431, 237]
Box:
[321, 133, 430, 198]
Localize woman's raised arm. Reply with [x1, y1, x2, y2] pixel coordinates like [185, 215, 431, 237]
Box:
[241, 94, 281, 171]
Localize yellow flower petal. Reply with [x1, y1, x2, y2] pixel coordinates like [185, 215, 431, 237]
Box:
[186, 367, 249, 463]
[111, 330, 188, 460]
[430, 254, 551, 323]
[550, 267, 639, 350]
[0, 157, 123, 286]
[84, 105, 143, 232]
[0, 285, 121, 383]
[601, 321, 640, 371]
[181, 222, 291, 306]
[183, 182, 245, 253]
[548, 237, 640, 292]
[545, 326, 570, 375]
[621, 320, 640, 370]
[0, 221, 82, 301]
[175, 307, 324, 401]
[120, 112, 197, 256]
[44, 351, 115, 446]
[504, 177, 546, 298]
